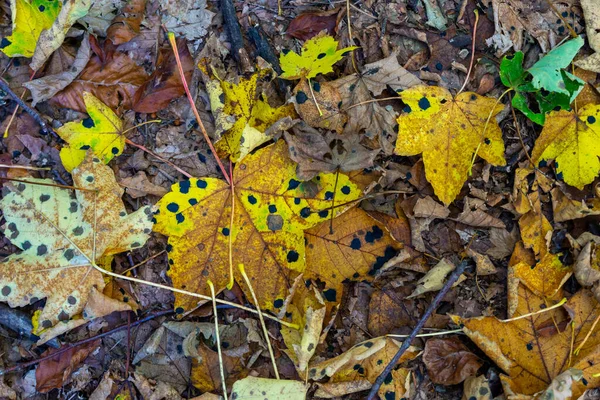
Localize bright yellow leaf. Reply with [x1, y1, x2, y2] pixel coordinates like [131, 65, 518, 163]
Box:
[395, 86, 506, 205]
[453, 285, 600, 398]
[208, 72, 296, 162]
[153, 141, 361, 313]
[0, 0, 61, 57]
[531, 104, 600, 189]
[279, 33, 357, 80]
[57, 92, 125, 172]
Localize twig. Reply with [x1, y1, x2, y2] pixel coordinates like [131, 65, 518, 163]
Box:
[220, 0, 246, 64]
[457, 9, 479, 95]
[0, 78, 56, 138]
[208, 281, 228, 399]
[509, 94, 535, 168]
[0, 310, 173, 375]
[366, 261, 467, 400]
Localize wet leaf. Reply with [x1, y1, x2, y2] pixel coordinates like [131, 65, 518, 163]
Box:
[231, 377, 307, 400]
[394, 86, 506, 205]
[0, 153, 154, 332]
[106, 0, 146, 45]
[286, 10, 339, 41]
[423, 337, 482, 385]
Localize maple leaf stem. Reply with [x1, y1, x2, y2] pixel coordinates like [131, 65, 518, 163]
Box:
[208, 280, 229, 400]
[124, 138, 193, 179]
[509, 94, 536, 169]
[501, 297, 567, 323]
[120, 119, 161, 137]
[166, 32, 232, 186]
[238, 263, 281, 380]
[227, 160, 235, 290]
[387, 328, 464, 339]
[457, 9, 479, 95]
[307, 78, 324, 116]
[0, 164, 50, 171]
[367, 260, 467, 400]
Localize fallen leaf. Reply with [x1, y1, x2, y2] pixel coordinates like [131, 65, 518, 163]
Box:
[456, 198, 505, 228]
[292, 79, 347, 133]
[79, 0, 124, 35]
[575, 0, 600, 73]
[367, 287, 417, 337]
[467, 249, 497, 276]
[279, 32, 357, 80]
[36, 339, 101, 392]
[133, 37, 193, 113]
[284, 122, 379, 180]
[0, 153, 154, 331]
[286, 10, 339, 41]
[0, 0, 61, 58]
[462, 375, 492, 400]
[412, 196, 450, 219]
[574, 242, 600, 302]
[408, 258, 456, 298]
[486, 226, 519, 259]
[161, 0, 214, 42]
[57, 92, 125, 172]
[531, 104, 600, 189]
[552, 187, 600, 222]
[119, 171, 168, 198]
[518, 190, 552, 257]
[231, 377, 307, 400]
[422, 337, 482, 385]
[453, 285, 600, 398]
[24, 33, 91, 106]
[30, 0, 92, 71]
[206, 71, 296, 162]
[537, 369, 584, 400]
[395, 86, 506, 205]
[310, 336, 419, 400]
[153, 141, 361, 312]
[106, 0, 146, 45]
[192, 343, 246, 392]
[304, 207, 404, 307]
[52, 43, 148, 112]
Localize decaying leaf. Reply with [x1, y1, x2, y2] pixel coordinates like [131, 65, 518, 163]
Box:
[231, 376, 307, 400]
[57, 92, 125, 172]
[286, 10, 339, 41]
[106, 0, 146, 45]
[119, 171, 169, 198]
[576, 0, 600, 73]
[422, 337, 482, 385]
[574, 242, 600, 302]
[310, 336, 419, 399]
[408, 258, 455, 298]
[537, 369, 584, 400]
[395, 86, 506, 205]
[279, 33, 357, 80]
[462, 375, 492, 400]
[153, 141, 361, 312]
[161, 0, 214, 42]
[292, 79, 347, 134]
[453, 285, 600, 398]
[531, 104, 600, 189]
[0, 0, 61, 58]
[552, 187, 600, 222]
[191, 343, 246, 392]
[284, 122, 379, 180]
[0, 153, 154, 332]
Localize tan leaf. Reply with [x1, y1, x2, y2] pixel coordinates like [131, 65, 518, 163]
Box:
[423, 337, 482, 385]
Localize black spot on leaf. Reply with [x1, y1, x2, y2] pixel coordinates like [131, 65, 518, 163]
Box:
[418, 97, 431, 110]
[296, 91, 308, 104]
[273, 299, 284, 308]
[248, 195, 257, 205]
[167, 203, 179, 213]
[82, 117, 95, 128]
[323, 288, 337, 301]
[39, 194, 50, 202]
[287, 250, 299, 262]
[37, 245, 48, 256]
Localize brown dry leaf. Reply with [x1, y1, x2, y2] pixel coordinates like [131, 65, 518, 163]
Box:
[133, 37, 193, 113]
[106, 0, 146, 45]
[36, 339, 101, 393]
[412, 196, 449, 219]
[286, 9, 340, 41]
[293, 79, 346, 133]
[310, 336, 419, 399]
[456, 198, 504, 228]
[119, 171, 169, 198]
[467, 248, 497, 276]
[486, 227, 519, 259]
[574, 242, 600, 302]
[284, 122, 379, 180]
[453, 286, 600, 398]
[367, 287, 416, 337]
[552, 187, 600, 222]
[574, 68, 600, 106]
[52, 43, 148, 112]
[304, 207, 405, 307]
[518, 190, 552, 257]
[423, 337, 482, 385]
[575, 0, 600, 73]
[191, 343, 246, 393]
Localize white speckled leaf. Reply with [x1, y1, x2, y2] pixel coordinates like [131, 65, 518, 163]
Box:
[0, 152, 155, 333]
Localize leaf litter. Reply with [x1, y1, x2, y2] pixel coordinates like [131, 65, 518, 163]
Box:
[1, 0, 600, 399]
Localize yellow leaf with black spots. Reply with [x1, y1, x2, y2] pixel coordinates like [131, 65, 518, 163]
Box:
[57, 92, 125, 172]
[153, 141, 362, 313]
[0, 153, 154, 339]
[395, 86, 506, 205]
[207, 72, 296, 162]
[279, 33, 358, 80]
[0, 0, 61, 58]
[531, 104, 600, 189]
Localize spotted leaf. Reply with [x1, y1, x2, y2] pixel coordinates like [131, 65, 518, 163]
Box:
[394, 86, 506, 205]
[57, 92, 125, 172]
[0, 0, 61, 58]
[153, 141, 361, 313]
[279, 32, 357, 80]
[531, 104, 600, 189]
[0, 153, 154, 335]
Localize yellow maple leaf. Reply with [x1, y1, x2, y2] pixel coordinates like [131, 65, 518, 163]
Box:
[208, 72, 296, 162]
[153, 141, 362, 313]
[0, 0, 61, 58]
[531, 104, 600, 189]
[57, 92, 125, 172]
[395, 86, 506, 205]
[453, 285, 600, 398]
[0, 153, 154, 334]
[279, 33, 357, 80]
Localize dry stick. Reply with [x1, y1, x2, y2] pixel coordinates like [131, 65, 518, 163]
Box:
[208, 280, 229, 400]
[366, 261, 467, 400]
[167, 32, 231, 185]
[0, 164, 50, 171]
[457, 9, 479, 95]
[0, 310, 173, 375]
[0, 78, 56, 138]
[509, 94, 536, 169]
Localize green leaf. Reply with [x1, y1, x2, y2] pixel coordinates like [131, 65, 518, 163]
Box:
[500, 51, 526, 89]
[528, 37, 585, 96]
[512, 92, 546, 125]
